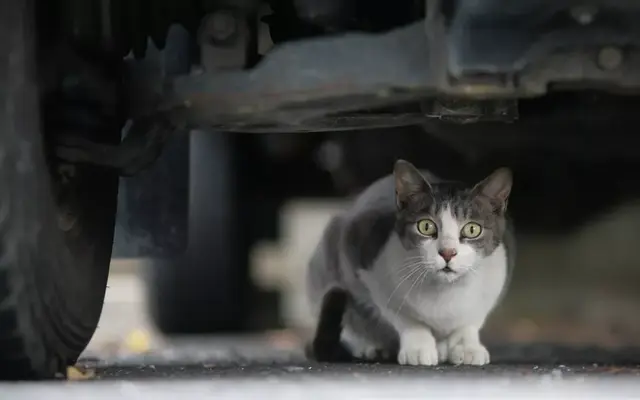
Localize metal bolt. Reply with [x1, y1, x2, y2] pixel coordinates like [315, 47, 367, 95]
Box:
[570, 5, 598, 25]
[597, 46, 624, 70]
[57, 211, 77, 232]
[208, 11, 238, 43]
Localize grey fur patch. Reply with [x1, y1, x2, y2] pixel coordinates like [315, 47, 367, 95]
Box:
[309, 215, 345, 288]
[344, 210, 396, 270]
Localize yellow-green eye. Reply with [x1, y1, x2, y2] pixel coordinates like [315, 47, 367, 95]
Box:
[461, 222, 483, 239]
[416, 219, 437, 236]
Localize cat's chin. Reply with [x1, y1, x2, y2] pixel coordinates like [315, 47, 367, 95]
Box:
[435, 268, 463, 283]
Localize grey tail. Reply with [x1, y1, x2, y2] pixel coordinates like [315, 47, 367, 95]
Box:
[305, 287, 354, 362]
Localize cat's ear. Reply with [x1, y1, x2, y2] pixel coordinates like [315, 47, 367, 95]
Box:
[472, 167, 513, 211]
[394, 159, 432, 208]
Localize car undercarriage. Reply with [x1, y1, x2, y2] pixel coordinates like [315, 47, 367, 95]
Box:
[3, 0, 640, 380]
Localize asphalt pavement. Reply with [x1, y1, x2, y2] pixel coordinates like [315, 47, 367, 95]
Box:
[6, 333, 640, 396]
[85, 341, 640, 380]
[5, 341, 640, 399]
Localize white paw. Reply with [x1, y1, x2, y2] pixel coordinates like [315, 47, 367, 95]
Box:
[397, 343, 439, 366]
[448, 344, 490, 366]
[436, 341, 448, 363]
[397, 328, 438, 366]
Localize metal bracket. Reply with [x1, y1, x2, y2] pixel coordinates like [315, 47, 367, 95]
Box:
[55, 115, 178, 176]
[124, 0, 640, 133]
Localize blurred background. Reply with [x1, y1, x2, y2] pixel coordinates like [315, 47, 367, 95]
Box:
[82, 125, 640, 360]
[77, 25, 640, 361]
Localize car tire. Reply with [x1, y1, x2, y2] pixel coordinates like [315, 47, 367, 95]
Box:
[148, 130, 250, 334]
[0, 1, 119, 380]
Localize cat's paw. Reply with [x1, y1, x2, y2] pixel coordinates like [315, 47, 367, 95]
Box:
[341, 329, 386, 361]
[350, 344, 380, 360]
[398, 344, 439, 366]
[397, 328, 438, 366]
[448, 343, 490, 366]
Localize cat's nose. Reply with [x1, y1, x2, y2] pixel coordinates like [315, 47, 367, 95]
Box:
[438, 248, 457, 262]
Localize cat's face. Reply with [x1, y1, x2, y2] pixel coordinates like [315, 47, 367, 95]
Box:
[394, 160, 512, 283]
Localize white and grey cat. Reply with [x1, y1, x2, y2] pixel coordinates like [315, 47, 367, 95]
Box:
[306, 159, 514, 366]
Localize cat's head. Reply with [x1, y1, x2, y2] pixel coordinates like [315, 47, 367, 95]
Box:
[394, 160, 512, 283]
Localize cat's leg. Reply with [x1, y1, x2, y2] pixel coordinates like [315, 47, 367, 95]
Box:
[446, 325, 490, 366]
[341, 326, 381, 360]
[341, 305, 395, 361]
[384, 314, 438, 366]
[307, 287, 353, 362]
[396, 325, 439, 366]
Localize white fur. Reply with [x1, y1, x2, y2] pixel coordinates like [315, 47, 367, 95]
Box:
[356, 207, 508, 366]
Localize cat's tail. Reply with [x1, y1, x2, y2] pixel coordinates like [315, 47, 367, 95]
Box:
[304, 286, 354, 362]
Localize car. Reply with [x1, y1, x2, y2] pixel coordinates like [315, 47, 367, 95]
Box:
[2, 0, 640, 379]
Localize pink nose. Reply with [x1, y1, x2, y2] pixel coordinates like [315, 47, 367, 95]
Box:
[439, 248, 457, 262]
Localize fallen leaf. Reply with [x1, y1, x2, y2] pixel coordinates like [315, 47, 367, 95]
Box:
[125, 329, 151, 353]
[67, 366, 95, 380]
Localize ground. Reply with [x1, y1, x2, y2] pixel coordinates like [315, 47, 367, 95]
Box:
[4, 339, 640, 399]
[5, 201, 640, 397]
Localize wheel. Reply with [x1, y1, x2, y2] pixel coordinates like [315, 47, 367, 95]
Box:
[148, 130, 251, 333]
[135, 26, 250, 334]
[0, 1, 120, 379]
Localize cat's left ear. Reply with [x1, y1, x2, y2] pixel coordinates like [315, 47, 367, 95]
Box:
[394, 159, 432, 209]
[472, 168, 513, 212]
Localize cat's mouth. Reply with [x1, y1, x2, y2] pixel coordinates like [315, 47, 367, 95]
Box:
[440, 266, 455, 274]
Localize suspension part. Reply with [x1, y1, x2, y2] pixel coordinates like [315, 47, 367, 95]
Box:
[59, 0, 259, 59]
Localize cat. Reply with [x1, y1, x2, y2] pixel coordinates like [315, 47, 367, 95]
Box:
[306, 159, 514, 366]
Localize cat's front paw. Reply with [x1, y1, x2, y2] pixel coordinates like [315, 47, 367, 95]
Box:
[351, 344, 385, 361]
[341, 329, 388, 361]
[398, 344, 439, 366]
[448, 343, 490, 366]
[397, 329, 439, 366]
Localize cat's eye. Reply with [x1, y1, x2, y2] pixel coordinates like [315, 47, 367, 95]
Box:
[461, 222, 483, 239]
[416, 219, 437, 237]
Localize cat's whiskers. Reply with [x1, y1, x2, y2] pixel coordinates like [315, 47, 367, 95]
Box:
[384, 259, 428, 279]
[390, 265, 423, 280]
[398, 257, 427, 270]
[466, 266, 480, 276]
[394, 268, 428, 318]
[384, 265, 424, 308]
[419, 266, 430, 287]
[397, 261, 424, 272]
[371, 262, 427, 332]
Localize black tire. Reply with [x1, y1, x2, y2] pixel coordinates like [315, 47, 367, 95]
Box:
[149, 130, 250, 333]
[137, 25, 250, 334]
[0, 1, 119, 380]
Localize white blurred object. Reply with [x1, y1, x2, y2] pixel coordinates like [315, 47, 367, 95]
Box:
[84, 258, 159, 355]
[252, 200, 347, 329]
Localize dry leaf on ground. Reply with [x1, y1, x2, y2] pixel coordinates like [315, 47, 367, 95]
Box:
[67, 366, 96, 381]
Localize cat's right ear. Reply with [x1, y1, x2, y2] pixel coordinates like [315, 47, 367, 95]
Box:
[394, 159, 431, 208]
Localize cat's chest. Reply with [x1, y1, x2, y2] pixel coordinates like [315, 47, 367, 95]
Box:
[362, 264, 488, 335]
[409, 285, 483, 336]
[369, 266, 496, 338]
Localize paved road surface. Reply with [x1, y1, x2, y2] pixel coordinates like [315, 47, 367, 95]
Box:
[4, 340, 640, 399]
[5, 375, 640, 400]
